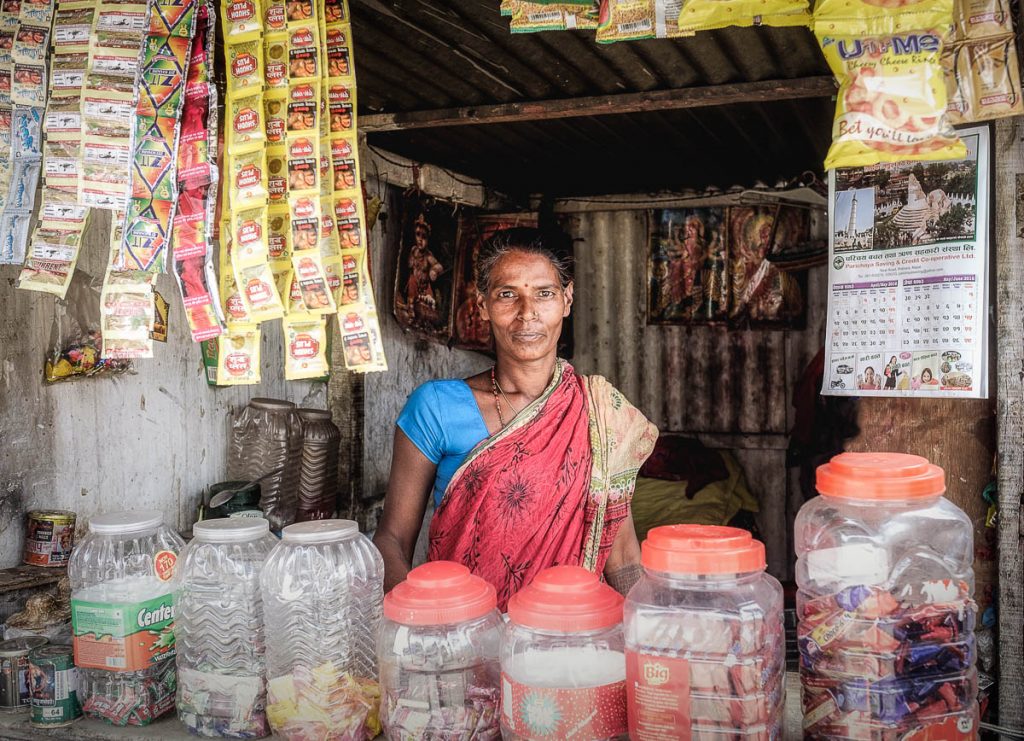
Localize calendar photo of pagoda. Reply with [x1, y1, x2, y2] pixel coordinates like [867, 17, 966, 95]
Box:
[833, 132, 981, 250]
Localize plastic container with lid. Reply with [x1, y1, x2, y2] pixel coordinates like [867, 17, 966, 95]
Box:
[796, 453, 978, 740]
[176, 518, 278, 738]
[624, 525, 785, 740]
[69, 510, 185, 726]
[260, 519, 384, 741]
[379, 561, 502, 740]
[501, 565, 627, 741]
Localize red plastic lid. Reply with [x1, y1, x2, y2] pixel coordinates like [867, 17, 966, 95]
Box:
[642, 525, 766, 575]
[383, 561, 497, 626]
[506, 565, 623, 632]
[816, 452, 945, 501]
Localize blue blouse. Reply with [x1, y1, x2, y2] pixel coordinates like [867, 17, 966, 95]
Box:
[397, 380, 490, 507]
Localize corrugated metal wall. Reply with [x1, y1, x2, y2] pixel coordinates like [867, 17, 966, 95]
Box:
[566, 209, 827, 579]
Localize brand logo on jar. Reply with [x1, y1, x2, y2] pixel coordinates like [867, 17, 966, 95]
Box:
[153, 550, 177, 582]
[231, 53, 256, 77]
[137, 603, 174, 627]
[228, 0, 255, 21]
[226, 352, 251, 375]
[291, 84, 315, 101]
[236, 164, 260, 189]
[642, 661, 670, 686]
[291, 28, 314, 46]
[234, 108, 259, 132]
[239, 220, 262, 243]
[266, 116, 284, 141]
[332, 138, 352, 158]
[335, 198, 356, 218]
[342, 313, 363, 332]
[328, 84, 350, 103]
[290, 138, 314, 157]
[291, 333, 319, 358]
[266, 61, 286, 84]
[265, 4, 285, 27]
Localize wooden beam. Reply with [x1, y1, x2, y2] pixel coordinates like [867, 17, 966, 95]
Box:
[361, 76, 838, 132]
[994, 116, 1024, 738]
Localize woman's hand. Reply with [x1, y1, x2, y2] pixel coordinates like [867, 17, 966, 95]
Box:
[604, 513, 643, 596]
[373, 427, 438, 593]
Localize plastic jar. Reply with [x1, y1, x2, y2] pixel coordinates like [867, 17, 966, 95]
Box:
[379, 561, 501, 740]
[260, 520, 384, 741]
[796, 453, 978, 739]
[501, 565, 627, 741]
[69, 510, 185, 726]
[624, 525, 784, 740]
[175, 518, 278, 738]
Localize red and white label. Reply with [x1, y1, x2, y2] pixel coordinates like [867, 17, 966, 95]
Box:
[266, 61, 286, 85]
[501, 673, 627, 740]
[626, 651, 690, 741]
[269, 175, 286, 199]
[238, 220, 262, 245]
[290, 138, 314, 157]
[326, 28, 346, 45]
[266, 116, 285, 142]
[246, 279, 272, 305]
[225, 352, 251, 375]
[227, 294, 247, 319]
[291, 84, 315, 101]
[290, 28, 314, 46]
[234, 108, 259, 132]
[343, 255, 357, 271]
[342, 312, 364, 332]
[231, 53, 256, 77]
[265, 4, 285, 28]
[290, 333, 319, 359]
[154, 551, 177, 582]
[269, 233, 285, 257]
[293, 197, 316, 218]
[228, 0, 255, 21]
[236, 164, 261, 189]
[329, 84, 351, 103]
[332, 138, 353, 159]
[297, 258, 318, 280]
[335, 198, 356, 219]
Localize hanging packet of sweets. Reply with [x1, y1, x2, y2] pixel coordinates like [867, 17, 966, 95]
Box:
[235, 259, 286, 320]
[814, 0, 964, 169]
[268, 204, 291, 265]
[283, 312, 329, 379]
[13, 24, 48, 65]
[267, 147, 287, 204]
[286, 21, 318, 82]
[264, 34, 287, 89]
[291, 249, 336, 314]
[339, 305, 387, 373]
[222, 0, 261, 40]
[201, 324, 261, 385]
[677, 0, 810, 34]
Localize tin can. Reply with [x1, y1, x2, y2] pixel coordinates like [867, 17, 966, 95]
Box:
[23, 511, 76, 567]
[0, 636, 48, 711]
[28, 645, 80, 727]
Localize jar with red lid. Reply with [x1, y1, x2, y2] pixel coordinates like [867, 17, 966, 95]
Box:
[796, 453, 978, 740]
[379, 561, 502, 740]
[501, 565, 628, 741]
[624, 525, 784, 740]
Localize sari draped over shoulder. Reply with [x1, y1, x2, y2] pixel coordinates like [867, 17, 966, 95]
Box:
[427, 360, 658, 610]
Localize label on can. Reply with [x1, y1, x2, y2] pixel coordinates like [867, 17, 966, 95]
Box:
[626, 651, 691, 741]
[0, 654, 30, 708]
[24, 511, 76, 567]
[71, 594, 175, 671]
[501, 672, 626, 740]
[29, 647, 81, 726]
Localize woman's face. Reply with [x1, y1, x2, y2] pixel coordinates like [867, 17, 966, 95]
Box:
[922, 369, 932, 382]
[479, 250, 572, 364]
[864, 367, 875, 383]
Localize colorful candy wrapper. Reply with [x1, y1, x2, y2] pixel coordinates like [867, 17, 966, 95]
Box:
[53, 6, 94, 54]
[130, 115, 177, 201]
[283, 313, 329, 379]
[327, 81, 354, 135]
[93, 1, 147, 34]
[268, 205, 291, 263]
[137, 36, 191, 118]
[0, 209, 31, 263]
[12, 63, 44, 106]
[267, 147, 288, 203]
[0, 65, 11, 105]
[287, 134, 319, 194]
[339, 307, 387, 372]
[149, 0, 196, 37]
[323, 0, 346, 23]
[231, 204, 270, 265]
[1, 0, 21, 29]
[285, 0, 313, 23]
[0, 31, 12, 64]
[287, 81, 318, 133]
[289, 194, 321, 250]
[18, 225, 88, 296]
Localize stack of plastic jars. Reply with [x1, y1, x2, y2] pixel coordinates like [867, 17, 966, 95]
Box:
[69, 510, 184, 727]
[379, 561, 502, 739]
[624, 525, 785, 740]
[175, 518, 277, 737]
[796, 452, 978, 739]
[501, 565, 628, 741]
[260, 520, 384, 741]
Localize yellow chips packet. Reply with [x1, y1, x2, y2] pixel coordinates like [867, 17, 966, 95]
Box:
[678, 0, 810, 34]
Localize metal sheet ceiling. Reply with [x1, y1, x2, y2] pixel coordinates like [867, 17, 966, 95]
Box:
[352, 1, 835, 197]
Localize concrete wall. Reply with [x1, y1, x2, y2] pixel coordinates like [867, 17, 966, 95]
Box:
[0, 211, 326, 568]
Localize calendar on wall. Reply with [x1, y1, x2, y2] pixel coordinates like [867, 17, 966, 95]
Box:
[822, 125, 990, 399]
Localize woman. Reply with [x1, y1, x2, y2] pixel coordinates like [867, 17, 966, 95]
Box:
[374, 228, 658, 609]
[858, 366, 880, 390]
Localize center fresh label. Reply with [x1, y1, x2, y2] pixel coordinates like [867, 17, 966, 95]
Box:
[71, 593, 176, 671]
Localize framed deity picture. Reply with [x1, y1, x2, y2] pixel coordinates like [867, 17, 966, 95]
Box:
[393, 196, 459, 342]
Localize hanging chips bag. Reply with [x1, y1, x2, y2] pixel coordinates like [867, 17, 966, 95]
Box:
[678, 0, 810, 34]
[815, 0, 965, 169]
[283, 312, 328, 379]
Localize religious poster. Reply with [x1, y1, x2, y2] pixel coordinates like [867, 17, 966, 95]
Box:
[822, 125, 990, 398]
[452, 212, 537, 352]
[728, 206, 808, 325]
[393, 196, 458, 342]
[648, 208, 727, 323]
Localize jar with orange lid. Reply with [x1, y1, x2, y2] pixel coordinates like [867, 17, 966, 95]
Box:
[624, 524, 785, 740]
[378, 561, 502, 740]
[796, 452, 978, 740]
[501, 565, 628, 741]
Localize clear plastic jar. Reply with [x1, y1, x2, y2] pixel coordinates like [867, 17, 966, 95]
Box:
[68, 510, 184, 726]
[379, 561, 502, 740]
[260, 520, 384, 741]
[501, 565, 627, 741]
[796, 453, 978, 740]
[175, 518, 278, 738]
[624, 525, 785, 740]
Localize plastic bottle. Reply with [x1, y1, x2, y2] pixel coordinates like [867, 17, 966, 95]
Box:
[501, 565, 628, 741]
[625, 525, 785, 740]
[796, 453, 978, 740]
[260, 520, 384, 740]
[295, 408, 340, 522]
[379, 561, 502, 739]
[69, 510, 184, 727]
[175, 518, 278, 737]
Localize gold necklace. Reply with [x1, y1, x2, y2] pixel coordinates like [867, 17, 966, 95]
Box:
[490, 366, 522, 428]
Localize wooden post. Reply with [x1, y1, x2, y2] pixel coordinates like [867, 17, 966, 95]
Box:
[994, 116, 1024, 736]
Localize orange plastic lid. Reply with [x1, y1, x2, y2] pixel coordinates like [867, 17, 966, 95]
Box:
[507, 565, 623, 632]
[816, 452, 945, 501]
[383, 561, 497, 626]
[642, 525, 766, 575]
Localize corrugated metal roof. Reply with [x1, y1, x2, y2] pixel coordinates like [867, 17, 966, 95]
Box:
[352, 2, 835, 196]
